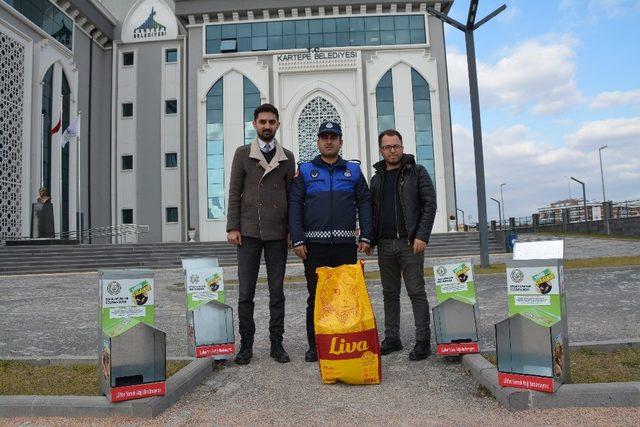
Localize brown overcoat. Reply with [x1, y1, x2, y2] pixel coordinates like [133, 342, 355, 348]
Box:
[226, 138, 295, 241]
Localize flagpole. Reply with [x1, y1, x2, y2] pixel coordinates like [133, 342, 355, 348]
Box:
[58, 94, 63, 239]
[77, 112, 82, 243]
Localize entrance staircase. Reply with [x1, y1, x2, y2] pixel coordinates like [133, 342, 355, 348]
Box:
[0, 232, 504, 275]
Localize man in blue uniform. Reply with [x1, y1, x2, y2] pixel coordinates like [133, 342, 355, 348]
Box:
[289, 121, 374, 362]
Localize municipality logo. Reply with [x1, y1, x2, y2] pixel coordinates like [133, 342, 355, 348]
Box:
[134, 7, 167, 39]
[510, 269, 524, 283]
[436, 266, 446, 276]
[106, 281, 121, 295]
[190, 274, 200, 285]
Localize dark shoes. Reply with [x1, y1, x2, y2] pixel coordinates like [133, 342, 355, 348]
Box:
[380, 338, 403, 355]
[305, 347, 318, 362]
[270, 342, 291, 363]
[409, 340, 431, 361]
[234, 343, 253, 365]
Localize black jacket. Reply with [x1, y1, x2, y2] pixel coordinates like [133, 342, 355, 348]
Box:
[370, 154, 437, 245]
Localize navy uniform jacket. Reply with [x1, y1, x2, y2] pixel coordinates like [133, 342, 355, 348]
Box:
[289, 155, 374, 247]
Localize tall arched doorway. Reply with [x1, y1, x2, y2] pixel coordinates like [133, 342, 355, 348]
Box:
[297, 96, 341, 162]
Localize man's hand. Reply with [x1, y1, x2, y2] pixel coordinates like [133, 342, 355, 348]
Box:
[364, 246, 374, 256]
[227, 230, 242, 246]
[358, 242, 371, 254]
[412, 238, 427, 254]
[294, 244, 307, 260]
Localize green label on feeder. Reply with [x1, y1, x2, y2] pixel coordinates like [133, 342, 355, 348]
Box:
[507, 264, 564, 327]
[433, 261, 477, 305]
[100, 278, 155, 337]
[185, 267, 225, 310]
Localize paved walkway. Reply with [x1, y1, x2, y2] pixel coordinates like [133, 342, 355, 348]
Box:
[1, 234, 639, 424]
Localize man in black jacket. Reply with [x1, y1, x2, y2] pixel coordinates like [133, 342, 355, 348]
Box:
[369, 129, 437, 360]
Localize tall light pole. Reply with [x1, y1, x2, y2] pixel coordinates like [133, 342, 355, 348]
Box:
[491, 197, 501, 230]
[599, 145, 609, 235]
[570, 176, 589, 233]
[500, 182, 506, 229]
[427, 0, 506, 267]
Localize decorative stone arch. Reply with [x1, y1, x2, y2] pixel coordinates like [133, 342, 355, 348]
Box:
[281, 80, 360, 162]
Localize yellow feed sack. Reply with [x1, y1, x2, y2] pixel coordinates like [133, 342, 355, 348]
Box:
[314, 261, 381, 385]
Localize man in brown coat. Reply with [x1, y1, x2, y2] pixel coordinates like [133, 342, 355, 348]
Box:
[227, 104, 295, 365]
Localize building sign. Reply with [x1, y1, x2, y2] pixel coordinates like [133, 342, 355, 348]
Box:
[122, 0, 177, 43]
[277, 49, 358, 62]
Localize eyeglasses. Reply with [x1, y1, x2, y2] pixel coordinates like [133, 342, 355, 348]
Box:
[380, 144, 403, 151]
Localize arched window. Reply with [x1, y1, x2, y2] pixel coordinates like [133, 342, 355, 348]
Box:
[243, 77, 260, 145]
[206, 79, 224, 219]
[41, 65, 54, 192]
[375, 69, 395, 133]
[297, 97, 341, 162]
[411, 69, 435, 188]
[61, 73, 71, 234]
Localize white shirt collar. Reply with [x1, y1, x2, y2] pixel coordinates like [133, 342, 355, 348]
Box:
[258, 138, 275, 152]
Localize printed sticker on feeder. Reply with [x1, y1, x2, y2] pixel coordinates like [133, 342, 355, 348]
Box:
[506, 263, 564, 328]
[433, 261, 477, 305]
[186, 267, 225, 310]
[101, 277, 155, 337]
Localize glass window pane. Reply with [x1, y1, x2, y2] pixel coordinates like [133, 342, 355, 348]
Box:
[323, 18, 336, 33]
[221, 24, 236, 38]
[220, 39, 237, 52]
[206, 40, 220, 54]
[410, 15, 425, 29]
[252, 36, 267, 51]
[376, 100, 394, 115]
[413, 100, 430, 114]
[165, 100, 177, 114]
[207, 25, 221, 39]
[237, 23, 251, 37]
[283, 35, 296, 49]
[376, 86, 393, 102]
[395, 30, 410, 44]
[415, 131, 433, 147]
[413, 85, 430, 100]
[295, 20, 309, 34]
[415, 114, 432, 131]
[350, 31, 365, 46]
[380, 16, 395, 31]
[268, 35, 283, 50]
[394, 15, 410, 30]
[207, 109, 223, 123]
[378, 70, 392, 87]
[165, 49, 178, 63]
[296, 34, 309, 48]
[283, 21, 295, 34]
[309, 33, 323, 47]
[309, 19, 322, 33]
[365, 17, 380, 31]
[350, 17, 364, 31]
[244, 94, 261, 108]
[410, 29, 426, 44]
[365, 31, 380, 45]
[268, 21, 282, 35]
[237, 37, 251, 52]
[323, 32, 337, 47]
[336, 18, 350, 32]
[252, 22, 267, 36]
[378, 115, 395, 131]
[336, 32, 350, 47]
[165, 153, 178, 168]
[380, 30, 395, 45]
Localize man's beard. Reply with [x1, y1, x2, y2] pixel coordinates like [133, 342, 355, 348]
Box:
[257, 129, 273, 141]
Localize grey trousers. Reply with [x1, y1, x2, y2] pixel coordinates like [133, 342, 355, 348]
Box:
[237, 236, 287, 344]
[377, 238, 431, 342]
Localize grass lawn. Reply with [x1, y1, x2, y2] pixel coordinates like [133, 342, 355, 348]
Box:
[0, 360, 188, 396]
[483, 347, 640, 384]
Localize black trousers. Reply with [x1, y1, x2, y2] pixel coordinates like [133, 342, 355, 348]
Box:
[303, 242, 357, 348]
[237, 236, 287, 345]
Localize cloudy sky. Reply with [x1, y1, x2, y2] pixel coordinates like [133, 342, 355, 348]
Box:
[443, 0, 640, 223]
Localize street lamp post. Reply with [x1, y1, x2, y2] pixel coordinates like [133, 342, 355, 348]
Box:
[570, 176, 589, 233]
[427, 0, 506, 267]
[599, 145, 609, 235]
[500, 183, 506, 230]
[491, 197, 501, 230]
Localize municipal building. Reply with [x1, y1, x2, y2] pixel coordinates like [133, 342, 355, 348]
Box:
[0, 0, 458, 243]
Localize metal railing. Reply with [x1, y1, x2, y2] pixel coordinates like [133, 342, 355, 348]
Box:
[1, 224, 149, 245]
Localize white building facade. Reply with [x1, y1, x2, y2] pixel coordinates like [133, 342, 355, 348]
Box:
[1, 0, 458, 243]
